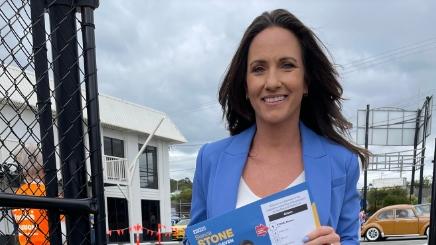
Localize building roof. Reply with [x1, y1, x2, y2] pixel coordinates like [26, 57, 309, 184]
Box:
[0, 66, 187, 144]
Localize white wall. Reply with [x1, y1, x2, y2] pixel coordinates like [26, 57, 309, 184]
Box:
[104, 127, 173, 234]
[0, 103, 41, 142]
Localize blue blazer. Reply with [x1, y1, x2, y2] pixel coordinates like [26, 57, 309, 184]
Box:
[189, 122, 361, 244]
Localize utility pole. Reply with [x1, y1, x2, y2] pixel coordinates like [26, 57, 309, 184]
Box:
[363, 104, 370, 213]
[410, 109, 422, 201]
[179, 199, 182, 218]
[418, 97, 430, 203]
[428, 138, 436, 245]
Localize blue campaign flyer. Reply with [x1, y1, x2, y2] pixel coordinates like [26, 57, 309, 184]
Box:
[185, 182, 320, 245]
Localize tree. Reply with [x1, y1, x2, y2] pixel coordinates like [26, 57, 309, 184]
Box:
[170, 177, 192, 193]
[170, 178, 193, 217]
[412, 176, 432, 188]
[367, 187, 412, 215]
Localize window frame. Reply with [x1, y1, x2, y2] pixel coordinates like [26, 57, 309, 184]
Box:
[107, 197, 130, 242]
[103, 136, 125, 158]
[377, 209, 394, 220]
[138, 144, 158, 189]
[395, 208, 416, 219]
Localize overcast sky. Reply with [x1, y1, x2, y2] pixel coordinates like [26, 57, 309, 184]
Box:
[94, 0, 436, 187]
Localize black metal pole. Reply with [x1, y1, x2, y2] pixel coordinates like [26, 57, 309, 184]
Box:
[48, 2, 91, 244]
[418, 97, 430, 204]
[30, 1, 62, 244]
[81, 6, 107, 245]
[374, 187, 377, 212]
[410, 109, 422, 202]
[363, 104, 370, 213]
[0, 193, 96, 213]
[428, 138, 436, 245]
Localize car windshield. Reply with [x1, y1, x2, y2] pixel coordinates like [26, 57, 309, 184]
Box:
[177, 219, 190, 225]
[414, 204, 430, 216]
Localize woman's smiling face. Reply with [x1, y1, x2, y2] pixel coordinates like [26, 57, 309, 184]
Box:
[246, 26, 307, 126]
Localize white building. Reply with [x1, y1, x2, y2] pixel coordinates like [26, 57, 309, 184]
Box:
[371, 177, 408, 189]
[0, 66, 186, 243]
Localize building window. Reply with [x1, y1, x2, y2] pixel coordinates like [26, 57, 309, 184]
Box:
[141, 200, 160, 241]
[138, 144, 158, 189]
[107, 197, 130, 243]
[104, 137, 124, 158]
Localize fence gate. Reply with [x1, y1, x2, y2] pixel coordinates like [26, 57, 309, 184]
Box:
[0, 0, 106, 244]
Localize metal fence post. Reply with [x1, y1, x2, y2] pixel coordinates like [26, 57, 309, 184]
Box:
[48, 1, 91, 243]
[30, 0, 62, 244]
[81, 4, 107, 244]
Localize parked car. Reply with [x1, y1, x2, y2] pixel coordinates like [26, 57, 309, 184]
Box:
[171, 216, 181, 225]
[414, 203, 431, 216]
[361, 204, 430, 241]
[171, 219, 190, 241]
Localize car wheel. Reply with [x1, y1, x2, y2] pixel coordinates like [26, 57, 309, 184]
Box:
[426, 226, 429, 237]
[365, 227, 381, 241]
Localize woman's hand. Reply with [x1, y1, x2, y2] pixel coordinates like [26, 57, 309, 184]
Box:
[302, 226, 340, 245]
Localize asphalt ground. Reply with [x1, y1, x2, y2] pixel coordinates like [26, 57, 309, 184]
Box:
[361, 236, 427, 245]
[145, 236, 428, 244]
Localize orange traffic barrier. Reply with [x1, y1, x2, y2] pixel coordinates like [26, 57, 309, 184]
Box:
[12, 182, 50, 245]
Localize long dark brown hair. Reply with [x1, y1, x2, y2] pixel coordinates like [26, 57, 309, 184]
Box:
[218, 9, 369, 166]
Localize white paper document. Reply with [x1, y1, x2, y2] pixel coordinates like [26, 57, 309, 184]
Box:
[185, 183, 319, 245]
[260, 190, 317, 245]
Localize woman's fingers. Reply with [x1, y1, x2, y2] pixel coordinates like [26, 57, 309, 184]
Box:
[303, 226, 340, 245]
[303, 226, 333, 241]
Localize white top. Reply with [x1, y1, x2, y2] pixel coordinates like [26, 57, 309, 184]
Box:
[235, 171, 305, 208]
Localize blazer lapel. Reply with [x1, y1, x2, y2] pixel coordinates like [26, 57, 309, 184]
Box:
[209, 126, 256, 218]
[300, 122, 332, 226]
[209, 123, 332, 226]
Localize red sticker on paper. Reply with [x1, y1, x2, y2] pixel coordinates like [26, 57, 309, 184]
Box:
[255, 224, 269, 237]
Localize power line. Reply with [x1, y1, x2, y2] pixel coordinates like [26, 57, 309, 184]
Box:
[340, 40, 436, 75]
[342, 37, 436, 66]
[340, 38, 436, 70]
[342, 47, 436, 75]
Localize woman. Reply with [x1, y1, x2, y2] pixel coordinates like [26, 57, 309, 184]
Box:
[189, 9, 368, 245]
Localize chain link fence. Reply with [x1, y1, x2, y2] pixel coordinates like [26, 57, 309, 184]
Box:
[1, 0, 106, 244]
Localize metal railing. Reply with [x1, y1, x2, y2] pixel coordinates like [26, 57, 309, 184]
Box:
[368, 148, 425, 171]
[103, 155, 128, 184]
